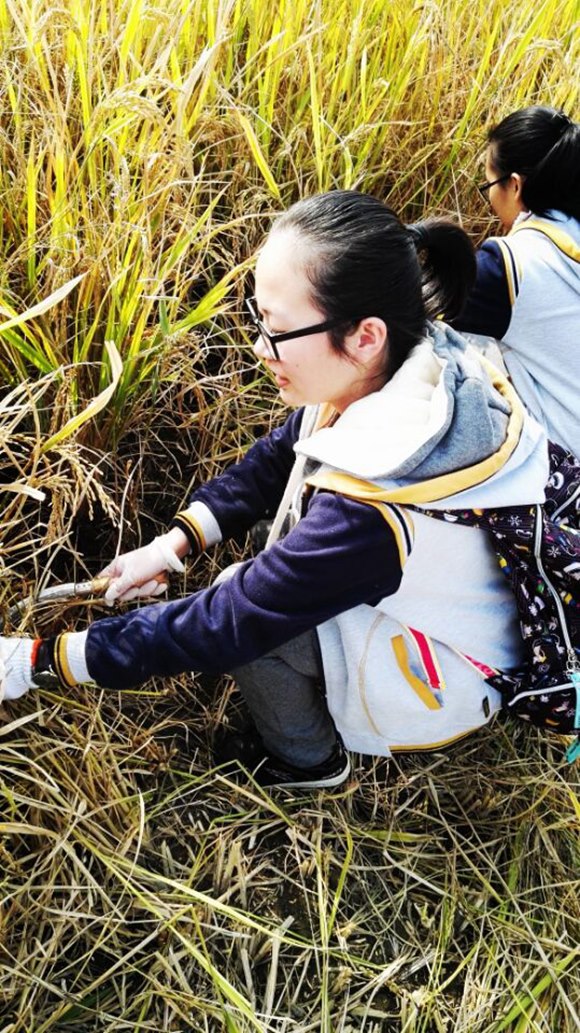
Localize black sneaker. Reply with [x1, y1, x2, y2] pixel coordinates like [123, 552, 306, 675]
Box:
[213, 723, 266, 768]
[214, 727, 350, 789]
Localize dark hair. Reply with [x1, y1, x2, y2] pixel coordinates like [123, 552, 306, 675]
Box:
[488, 106, 580, 220]
[271, 191, 475, 377]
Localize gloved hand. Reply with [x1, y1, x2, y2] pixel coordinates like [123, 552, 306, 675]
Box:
[101, 534, 186, 606]
[0, 637, 36, 701]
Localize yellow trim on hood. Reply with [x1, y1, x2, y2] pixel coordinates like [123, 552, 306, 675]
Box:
[305, 356, 523, 505]
[511, 219, 580, 263]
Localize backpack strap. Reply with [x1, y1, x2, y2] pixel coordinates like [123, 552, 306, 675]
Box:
[405, 626, 445, 705]
[358, 501, 415, 568]
[454, 650, 499, 680]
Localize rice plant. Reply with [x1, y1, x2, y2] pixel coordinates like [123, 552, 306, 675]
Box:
[1, 1, 579, 1030]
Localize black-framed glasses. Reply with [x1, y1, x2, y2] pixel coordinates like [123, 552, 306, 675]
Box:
[245, 296, 351, 361]
[477, 173, 511, 199]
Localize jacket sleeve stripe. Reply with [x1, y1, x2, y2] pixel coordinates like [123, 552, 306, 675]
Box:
[172, 499, 227, 554]
[173, 511, 206, 553]
[493, 237, 520, 304]
[54, 633, 79, 688]
[361, 501, 414, 567]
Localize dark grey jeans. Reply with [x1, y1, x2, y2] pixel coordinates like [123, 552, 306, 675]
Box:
[231, 628, 339, 768]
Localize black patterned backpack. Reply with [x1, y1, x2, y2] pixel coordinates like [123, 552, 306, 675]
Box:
[425, 442, 580, 762]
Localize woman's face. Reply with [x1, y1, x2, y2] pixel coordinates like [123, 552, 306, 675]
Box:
[484, 148, 526, 231]
[253, 229, 386, 413]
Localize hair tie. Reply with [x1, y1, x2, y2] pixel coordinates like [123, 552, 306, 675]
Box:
[407, 223, 427, 248]
[558, 111, 574, 136]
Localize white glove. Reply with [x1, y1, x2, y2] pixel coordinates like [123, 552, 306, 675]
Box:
[101, 534, 186, 606]
[0, 637, 36, 701]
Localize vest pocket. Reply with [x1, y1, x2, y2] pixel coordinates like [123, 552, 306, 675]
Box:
[391, 632, 443, 710]
[321, 608, 502, 752]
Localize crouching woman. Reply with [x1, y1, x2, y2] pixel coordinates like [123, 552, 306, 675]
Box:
[1, 191, 548, 789]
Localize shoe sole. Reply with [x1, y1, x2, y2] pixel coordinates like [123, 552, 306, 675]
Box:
[256, 754, 351, 789]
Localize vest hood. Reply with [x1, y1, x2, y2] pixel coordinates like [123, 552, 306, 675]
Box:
[296, 321, 548, 509]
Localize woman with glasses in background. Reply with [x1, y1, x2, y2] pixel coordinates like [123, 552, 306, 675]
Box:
[454, 105, 580, 456]
[1, 192, 550, 789]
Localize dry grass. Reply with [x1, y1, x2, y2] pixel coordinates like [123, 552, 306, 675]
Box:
[2, 694, 579, 1031]
[1, 0, 580, 1030]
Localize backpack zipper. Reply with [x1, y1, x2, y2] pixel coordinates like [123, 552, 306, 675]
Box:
[533, 505, 577, 671]
[551, 482, 580, 522]
[507, 679, 576, 708]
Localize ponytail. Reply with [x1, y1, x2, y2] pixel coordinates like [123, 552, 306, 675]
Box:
[408, 219, 476, 322]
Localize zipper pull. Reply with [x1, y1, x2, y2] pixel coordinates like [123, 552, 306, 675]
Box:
[568, 659, 580, 728]
[566, 736, 580, 763]
[566, 662, 580, 763]
[566, 648, 580, 674]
